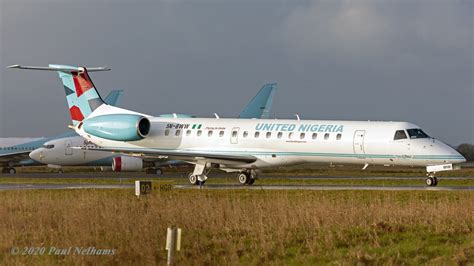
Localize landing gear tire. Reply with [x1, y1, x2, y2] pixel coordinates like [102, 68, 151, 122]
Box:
[189, 173, 198, 185]
[8, 168, 16, 174]
[238, 173, 249, 185]
[425, 177, 438, 187]
[155, 168, 163, 175]
[238, 172, 256, 185]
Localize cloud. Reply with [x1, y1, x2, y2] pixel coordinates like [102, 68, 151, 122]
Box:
[282, 0, 472, 60]
[283, 1, 389, 58]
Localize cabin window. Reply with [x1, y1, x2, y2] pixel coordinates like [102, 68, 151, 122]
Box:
[394, 130, 407, 140]
[175, 130, 181, 136]
[243, 131, 248, 138]
[336, 133, 342, 140]
[277, 132, 282, 139]
[288, 132, 293, 139]
[232, 131, 238, 138]
[312, 133, 317, 140]
[197, 130, 202, 136]
[186, 130, 191, 136]
[219, 131, 224, 137]
[406, 128, 429, 139]
[255, 132, 260, 138]
[208, 130, 213, 137]
[324, 133, 329, 140]
[266, 132, 271, 138]
[165, 129, 170, 136]
[300, 133, 305, 139]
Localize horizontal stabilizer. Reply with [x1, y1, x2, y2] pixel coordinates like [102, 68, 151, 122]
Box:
[7, 64, 110, 72]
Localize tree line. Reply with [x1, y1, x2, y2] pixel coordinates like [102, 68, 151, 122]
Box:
[457, 144, 474, 162]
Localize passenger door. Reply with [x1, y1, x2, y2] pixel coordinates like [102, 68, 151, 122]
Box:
[353, 130, 366, 157]
[230, 127, 239, 144]
[65, 140, 73, 156]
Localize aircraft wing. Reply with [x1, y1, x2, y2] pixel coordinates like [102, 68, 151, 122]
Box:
[76, 147, 257, 164]
[104, 90, 124, 106]
[239, 83, 277, 119]
[0, 151, 31, 163]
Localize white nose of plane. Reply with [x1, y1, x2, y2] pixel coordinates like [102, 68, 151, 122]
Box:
[29, 149, 44, 162]
[434, 139, 466, 164]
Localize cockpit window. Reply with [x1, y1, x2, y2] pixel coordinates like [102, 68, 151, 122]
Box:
[43, 144, 55, 149]
[406, 128, 429, 139]
[394, 130, 407, 140]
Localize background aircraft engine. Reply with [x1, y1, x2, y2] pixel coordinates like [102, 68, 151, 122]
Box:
[112, 156, 143, 172]
[82, 114, 150, 141]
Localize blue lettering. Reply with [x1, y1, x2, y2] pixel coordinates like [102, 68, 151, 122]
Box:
[255, 123, 263, 131]
[288, 124, 296, 131]
[274, 124, 282, 131]
[298, 124, 309, 132]
[310, 125, 319, 132]
[326, 125, 333, 132]
[318, 125, 326, 132]
[262, 124, 272, 131]
[336, 125, 344, 132]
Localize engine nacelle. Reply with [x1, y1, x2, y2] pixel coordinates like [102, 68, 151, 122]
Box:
[83, 114, 150, 141]
[112, 157, 143, 172]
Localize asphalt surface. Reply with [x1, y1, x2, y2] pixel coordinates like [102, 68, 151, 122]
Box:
[0, 172, 473, 191]
[1, 172, 473, 180]
[0, 182, 472, 192]
[0, 183, 133, 191]
[175, 184, 474, 191]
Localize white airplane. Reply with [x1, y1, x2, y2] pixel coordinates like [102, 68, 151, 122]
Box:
[28, 83, 278, 174]
[9, 64, 466, 186]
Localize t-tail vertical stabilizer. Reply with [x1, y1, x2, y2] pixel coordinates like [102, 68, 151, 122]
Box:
[239, 83, 277, 119]
[7, 64, 147, 126]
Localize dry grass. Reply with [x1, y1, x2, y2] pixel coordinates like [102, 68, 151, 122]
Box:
[0, 189, 473, 265]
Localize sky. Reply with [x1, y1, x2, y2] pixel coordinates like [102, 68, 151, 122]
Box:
[0, 0, 472, 146]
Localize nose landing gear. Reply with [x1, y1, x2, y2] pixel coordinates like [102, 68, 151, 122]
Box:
[188, 173, 207, 186]
[425, 173, 438, 187]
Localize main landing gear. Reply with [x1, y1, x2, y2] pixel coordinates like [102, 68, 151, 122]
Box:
[146, 168, 164, 175]
[1, 167, 16, 174]
[188, 161, 212, 186]
[237, 170, 257, 185]
[425, 173, 438, 187]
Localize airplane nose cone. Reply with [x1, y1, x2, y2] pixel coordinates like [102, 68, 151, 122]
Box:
[29, 149, 43, 162]
[455, 151, 467, 164]
[442, 142, 466, 163]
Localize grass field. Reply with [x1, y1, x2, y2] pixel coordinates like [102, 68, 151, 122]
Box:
[1, 188, 473, 265]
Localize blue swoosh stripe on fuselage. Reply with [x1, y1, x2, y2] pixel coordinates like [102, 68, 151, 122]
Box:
[106, 147, 464, 161]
